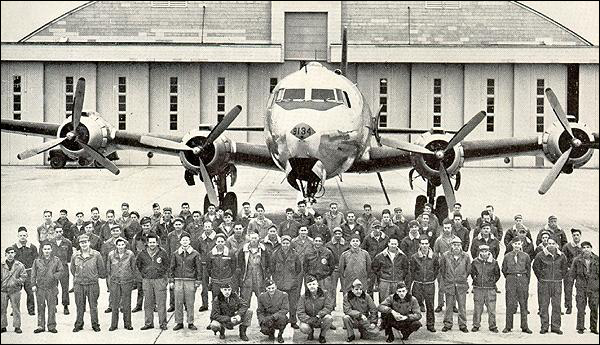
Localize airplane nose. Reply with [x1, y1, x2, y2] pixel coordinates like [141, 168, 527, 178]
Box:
[290, 123, 315, 140]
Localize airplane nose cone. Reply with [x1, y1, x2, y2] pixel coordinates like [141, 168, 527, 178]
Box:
[290, 123, 315, 140]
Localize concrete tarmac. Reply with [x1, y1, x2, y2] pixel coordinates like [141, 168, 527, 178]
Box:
[1, 165, 598, 344]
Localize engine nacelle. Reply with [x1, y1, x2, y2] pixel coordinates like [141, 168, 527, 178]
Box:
[542, 121, 594, 169]
[410, 132, 464, 184]
[178, 130, 232, 175]
[56, 112, 114, 162]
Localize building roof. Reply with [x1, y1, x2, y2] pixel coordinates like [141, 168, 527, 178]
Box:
[20, 1, 592, 47]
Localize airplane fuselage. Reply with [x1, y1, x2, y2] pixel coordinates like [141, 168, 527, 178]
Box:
[264, 62, 372, 192]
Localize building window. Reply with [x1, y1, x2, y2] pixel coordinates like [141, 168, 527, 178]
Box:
[65, 76, 74, 117]
[150, 1, 187, 8]
[270, 78, 278, 93]
[217, 77, 225, 122]
[13, 76, 22, 120]
[379, 79, 388, 127]
[118, 77, 127, 130]
[486, 79, 495, 132]
[433, 78, 442, 128]
[170, 77, 178, 130]
[425, 1, 460, 9]
[536, 79, 544, 133]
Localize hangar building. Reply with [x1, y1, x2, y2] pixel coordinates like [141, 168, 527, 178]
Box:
[1, 1, 598, 168]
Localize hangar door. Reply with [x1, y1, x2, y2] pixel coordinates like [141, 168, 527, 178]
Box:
[285, 12, 327, 61]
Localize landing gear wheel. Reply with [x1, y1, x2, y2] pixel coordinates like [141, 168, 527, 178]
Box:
[222, 192, 238, 218]
[50, 155, 66, 169]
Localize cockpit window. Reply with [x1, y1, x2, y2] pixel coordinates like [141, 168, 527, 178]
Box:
[277, 88, 305, 102]
[311, 89, 337, 102]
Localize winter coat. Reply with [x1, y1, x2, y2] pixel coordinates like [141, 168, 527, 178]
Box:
[237, 243, 270, 284]
[308, 223, 330, 244]
[343, 290, 378, 323]
[1, 260, 27, 293]
[504, 236, 536, 259]
[13, 242, 38, 269]
[270, 247, 302, 290]
[563, 242, 584, 271]
[470, 255, 501, 288]
[278, 219, 301, 239]
[206, 246, 236, 281]
[169, 246, 203, 282]
[452, 223, 470, 252]
[31, 255, 64, 290]
[291, 236, 315, 263]
[303, 246, 336, 281]
[378, 293, 422, 322]
[193, 231, 217, 263]
[362, 232, 389, 259]
[532, 247, 568, 282]
[470, 233, 500, 259]
[535, 225, 568, 249]
[501, 250, 531, 278]
[326, 238, 349, 269]
[70, 249, 106, 285]
[210, 291, 249, 327]
[341, 223, 365, 243]
[571, 253, 599, 292]
[166, 230, 190, 259]
[257, 289, 289, 323]
[439, 250, 471, 294]
[399, 233, 421, 259]
[263, 236, 282, 256]
[107, 249, 137, 284]
[297, 287, 333, 325]
[381, 223, 404, 242]
[410, 249, 439, 283]
[136, 247, 169, 279]
[247, 217, 274, 239]
[75, 233, 101, 252]
[339, 247, 371, 291]
[51, 238, 73, 265]
[324, 212, 345, 232]
[101, 237, 130, 263]
[372, 248, 409, 283]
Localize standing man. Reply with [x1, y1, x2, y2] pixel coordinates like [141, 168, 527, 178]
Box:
[68, 211, 86, 244]
[303, 236, 336, 291]
[400, 220, 422, 261]
[1, 247, 27, 334]
[51, 227, 73, 315]
[392, 207, 409, 240]
[452, 203, 472, 231]
[247, 203, 274, 239]
[410, 237, 439, 332]
[372, 238, 409, 302]
[178, 202, 193, 226]
[194, 219, 217, 312]
[381, 209, 405, 242]
[169, 233, 202, 331]
[533, 238, 568, 334]
[37, 210, 56, 244]
[471, 222, 500, 260]
[476, 205, 503, 241]
[361, 220, 388, 298]
[563, 228, 583, 315]
[226, 222, 248, 272]
[470, 244, 501, 333]
[279, 208, 301, 239]
[571, 241, 598, 334]
[123, 211, 141, 242]
[294, 200, 315, 228]
[206, 233, 237, 312]
[186, 211, 205, 240]
[71, 234, 106, 332]
[238, 232, 270, 307]
[297, 276, 334, 343]
[339, 235, 371, 294]
[270, 235, 302, 329]
[209, 283, 252, 341]
[218, 211, 236, 238]
[31, 243, 64, 334]
[56, 210, 73, 242]
[341, 212, 365, 243]
[504, 214, 533, 247]
[505, 225, 536, 259]
[502, 237, 533, 334]
[13, 226, 38, 316]
[76, 221, 101, 252]
[342, 279, 379, 342]
[308, 212, 330, 244]
[440, 238, 471, 333]
[257, 279, 289, 343]
[239, 202, 254, 228]
[153, 207, 175, 248]
[452, 213, 470, 253]
[90, 207, 106, 238]
[136, 234, 169, 331]
[291, 226, 315, 279]
[117, 202, 133, 233]
[263, 225, 282, 256]
[326, 227, 349, 309]
[433, 220, 458, 313]
[107, 237, 136, 331]
[324, 202, 345, 235]
[536, 215, 568, 249]
[356, 204, 376, 235]
[378, 282, 422, 342]
[149, 202, 162, 228]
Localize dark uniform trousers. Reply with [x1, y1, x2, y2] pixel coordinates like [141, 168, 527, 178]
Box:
[134, 281, 144, 309]
[36, 288, 58, 330]
[201, 263, 210, 307]
[110, 281, 133, 328]
[411, 281, 435, 327]
[382, 313, 422, 338]
[576, 288, 599, 332]
[538, 280, 562, 331]
[505, 273, 529, 330]
[24, 269, 35, 314]
[564, 269, 575, 310]
[260, 315, 289, 335]
[74, 282, 100, 329]
[59, 264, 70, 307]
[280, 287, 301, 324]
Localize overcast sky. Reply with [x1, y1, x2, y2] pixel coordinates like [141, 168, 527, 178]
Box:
[1, 1, 598, 45]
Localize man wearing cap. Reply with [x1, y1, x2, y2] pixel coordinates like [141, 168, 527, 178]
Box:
[69, 211, 86, 243]
[193, 220, 217, 312]
[31, 242, 63, 334]
[279, 208, 301, 239]
[136, 234, 169, 331]
[339, 235, 371, 294]
[381, 209, 405, 242]
[257, 279, 289, 343]
[501, 237, 533, 334]
[326, 227, 349, 309]
[470, 222, 500, 260]
[238, 232, 270, 307]
[263, 225, 282, 255]
[392, 207, 409, 239]
[107, 237, 136, 331]
[440, 237, 471, 333]
[505, 224, 535, 259]
[372, 237, 409, 302]
[341, 212, 364, 243]
[304, 236, 336, 291]
[294, 200, 315, 228]
[13, 226, 38, 316]
[533, 238, 568, 334]
[247, 203, 274, 239]
[169, 233, 202, 331]
[433, 220, 459, 313]
[342, 279, 379, 342]
[362, 219, 389, 299]
[37, 210, 57, 244]
[410, 237, 439, 332]
[563, 228, 583, 315]
[571, 241, 599, 334]
[473, 211, 500, 239]
[536, 216, 568, 249]
[207, 233, 236, 305]
[270, 235, 302, 329]
[56, 209, 74, 243]
[470, 244, 501, 333]
[504, 214, 533, 248]
[1, 246, 27, 334]
[76, 221, 101, 252]
[51, 226, 73, 315]
[378, 281, 422, 342]
[153, 207, 174, 248]
[297, 275, 334, 343]
[308, 212, 330, 244]
[324, 202, 346, 234]
[101, 224, 126, 313]
[209, 283, 252, 341]
[452, 213, 470, 253]
[71, 233, 106, 332]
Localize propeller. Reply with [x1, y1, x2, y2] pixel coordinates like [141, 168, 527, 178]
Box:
[380, 111, 486, 207]
[537, 88, 587, 195]
[140, 105, 243, 205]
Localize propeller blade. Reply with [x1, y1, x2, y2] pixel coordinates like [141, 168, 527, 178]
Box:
[439, 162, 457, 212]
[77, 140, 120, 175]
[140, 135, 194, 151]
[72, 78, 86, 131]
[17, 137, 67, 160]
[380, 137, 434, 155]
[205, 105, 243, 144]
[446, 111, 486, 151]
[545, 88, 573, 138]
[538, 147, 572, 195]
[198, 160, 218, 205]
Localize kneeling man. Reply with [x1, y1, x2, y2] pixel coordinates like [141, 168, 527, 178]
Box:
[378, 282, 422, 342]
[342, 279, 379, 342]
[209, 283, 252, 341]
[297, 275, 334, 343]
[257, 278, 289, 343]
